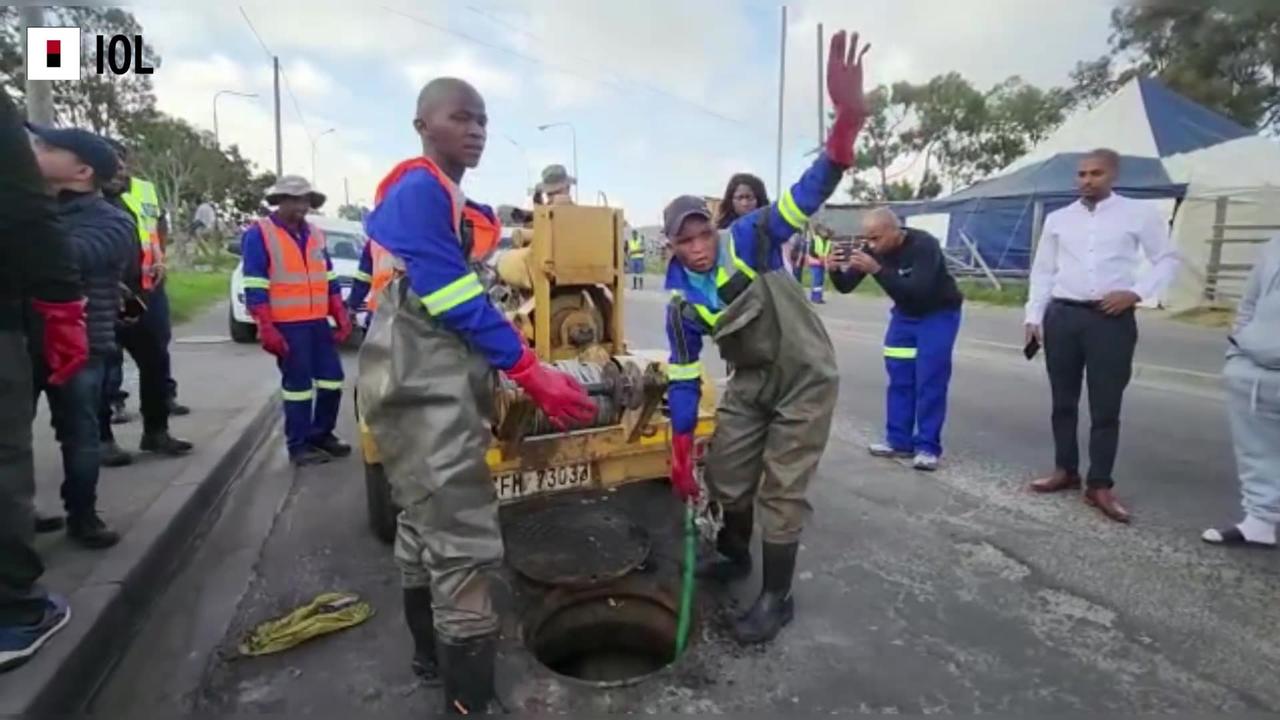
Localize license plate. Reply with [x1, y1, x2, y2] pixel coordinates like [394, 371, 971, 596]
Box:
[494, 463, 592, 501]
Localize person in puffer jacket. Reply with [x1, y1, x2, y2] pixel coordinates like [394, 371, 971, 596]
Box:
[1202, 234, 1280, 549]
[26, 123, 133, 549]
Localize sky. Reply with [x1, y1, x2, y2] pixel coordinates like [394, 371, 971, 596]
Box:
[133, 0, 1116, 226]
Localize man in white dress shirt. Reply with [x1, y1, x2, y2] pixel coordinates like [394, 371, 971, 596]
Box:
[1024, 148, 1182, 523]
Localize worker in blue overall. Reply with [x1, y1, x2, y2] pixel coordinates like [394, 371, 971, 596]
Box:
[664, 30, 868, 646]
[830, 208, 963, 471]
[240, 176, 353, 467]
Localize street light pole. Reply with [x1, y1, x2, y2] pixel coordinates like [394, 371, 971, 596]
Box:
[537, 122, 578, 202]
[19, 6, 54, 124]
[311, 128, 336, 186]
[213, 90, 258, 146]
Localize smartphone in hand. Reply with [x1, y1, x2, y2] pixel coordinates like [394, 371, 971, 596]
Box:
[1023, 336, 1041, 360]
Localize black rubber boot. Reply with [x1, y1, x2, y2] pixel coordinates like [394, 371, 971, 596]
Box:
[440, 634, 502, 714]
[732, 541, 798, 645]
[403, 588, 439, 684]
[696, 506, 753, 582]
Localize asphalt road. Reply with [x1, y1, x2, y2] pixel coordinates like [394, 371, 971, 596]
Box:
[91, 292, 1278, 714]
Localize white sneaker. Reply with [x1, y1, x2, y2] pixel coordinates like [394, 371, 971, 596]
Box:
[868, 442, 912, 458]
[912, 452, 939, 471]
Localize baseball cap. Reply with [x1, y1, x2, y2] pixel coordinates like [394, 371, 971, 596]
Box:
[662, 195, 713, 239]
[26, 123, 120, 181]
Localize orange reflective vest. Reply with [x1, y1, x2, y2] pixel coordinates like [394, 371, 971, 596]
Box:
[366, 240, 397, 311]
[366, 156, 501, 310]
[260, 219, 330, 322]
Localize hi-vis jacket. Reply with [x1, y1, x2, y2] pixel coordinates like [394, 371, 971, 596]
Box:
[118, 177, 164, 291]
[664, 153, 843, 434]
[361, 157, 518, 370]
[240, 214, 340, 323]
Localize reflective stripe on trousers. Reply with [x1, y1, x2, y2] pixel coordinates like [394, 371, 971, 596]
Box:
[276, 320, 344, 452]
[882, 308, 961, 457]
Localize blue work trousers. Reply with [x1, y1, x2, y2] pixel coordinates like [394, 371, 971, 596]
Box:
[883, 307, 961, 456]
[809, 264, 825, 302]
[276, 320, 344, 455]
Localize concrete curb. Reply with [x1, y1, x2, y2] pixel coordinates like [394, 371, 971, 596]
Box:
[0, 382, 281, 717]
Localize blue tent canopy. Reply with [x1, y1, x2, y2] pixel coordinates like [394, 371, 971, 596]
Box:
[885, 78, 1258, 272]
[892, 154, 1187, 271]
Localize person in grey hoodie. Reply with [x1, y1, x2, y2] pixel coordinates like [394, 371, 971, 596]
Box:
[1202, 234, 1280, 548]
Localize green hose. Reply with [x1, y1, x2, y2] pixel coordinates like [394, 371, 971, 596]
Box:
[674, 502, 696, 659]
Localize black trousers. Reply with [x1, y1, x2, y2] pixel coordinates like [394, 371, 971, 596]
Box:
[1043, 300, 1137, 488]
[104, 283, 177, 408]
[100, 318, 171, 442]
[0, 330, 47, 626]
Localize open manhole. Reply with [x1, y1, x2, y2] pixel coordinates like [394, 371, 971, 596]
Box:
[526, 585, 691, 687]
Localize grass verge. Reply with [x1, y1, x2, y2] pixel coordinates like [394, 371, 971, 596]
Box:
[166, 270, 231, 325]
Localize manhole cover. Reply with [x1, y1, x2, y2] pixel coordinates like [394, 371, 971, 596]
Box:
[504, 505, 650, 588]
[175, 335, 230, 345]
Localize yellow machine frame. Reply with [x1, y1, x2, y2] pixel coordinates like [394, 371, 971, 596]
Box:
[359, 204, 715, 516]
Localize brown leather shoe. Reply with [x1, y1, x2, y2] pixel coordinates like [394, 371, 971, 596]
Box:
[1084, 488, 1131, 524]
[1029, 471, 1082, 493]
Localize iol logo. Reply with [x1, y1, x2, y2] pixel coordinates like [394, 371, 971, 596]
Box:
[25, 27, 155, 81]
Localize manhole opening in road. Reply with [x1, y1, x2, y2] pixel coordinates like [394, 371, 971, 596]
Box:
[526, 585, 691, 688]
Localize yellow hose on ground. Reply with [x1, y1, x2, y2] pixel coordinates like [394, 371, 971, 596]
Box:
[237, 592, 374, 657]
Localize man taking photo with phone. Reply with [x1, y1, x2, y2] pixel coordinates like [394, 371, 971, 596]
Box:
[829, 207, 963, 472]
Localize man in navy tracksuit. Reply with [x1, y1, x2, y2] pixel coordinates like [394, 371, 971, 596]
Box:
[831, 207, 963, 471]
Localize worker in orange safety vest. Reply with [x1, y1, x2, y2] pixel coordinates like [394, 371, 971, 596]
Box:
[239, 175, 353, 467]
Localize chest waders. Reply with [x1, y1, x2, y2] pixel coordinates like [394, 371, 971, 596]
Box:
[356, 273, 502, 643]
[677, 212, 839, 645]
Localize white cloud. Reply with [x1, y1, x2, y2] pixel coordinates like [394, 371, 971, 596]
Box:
[537, 70, 599, 111]
[404, 51, 521, 101]
[152, 53, 391, 216]
[132, 0, 1124, 228]
[275, 59, 335, 101]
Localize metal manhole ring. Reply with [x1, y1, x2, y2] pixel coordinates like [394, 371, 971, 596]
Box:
[504, 505, 650, 588]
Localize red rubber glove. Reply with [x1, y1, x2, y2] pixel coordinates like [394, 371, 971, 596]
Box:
[825, 30, 871, 167]
[329, 293, 352, 344]
[31, 299, 89, 386]
[248, 305, 289, 359]
[505, 347, 597, 430]
[669, 432, 699, 502]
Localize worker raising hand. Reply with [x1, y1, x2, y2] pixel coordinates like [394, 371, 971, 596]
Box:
[825, 30, 871, 166]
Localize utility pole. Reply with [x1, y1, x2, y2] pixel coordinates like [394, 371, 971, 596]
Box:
[817, 23, 825, 144]
[774, 5, 787, 194]
[273, 56, 283, 176]
[344, 177, 350, 207]
[19, 6, 55, 124]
